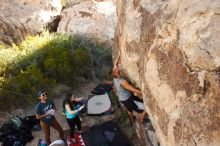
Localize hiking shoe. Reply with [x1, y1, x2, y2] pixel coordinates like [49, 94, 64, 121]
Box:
[68, 138, 78, 144]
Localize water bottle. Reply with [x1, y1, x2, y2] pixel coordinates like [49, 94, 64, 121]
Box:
[40, 139, 47, 146]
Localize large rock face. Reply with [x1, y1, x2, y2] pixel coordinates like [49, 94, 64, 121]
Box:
[57, 0, 117, 47]
[0, 0, 62, 46]
[115, 0, 220, 146]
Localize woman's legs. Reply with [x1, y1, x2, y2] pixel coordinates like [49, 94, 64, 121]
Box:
[67, 118, 76, 138]
[74, 116, 81, 131]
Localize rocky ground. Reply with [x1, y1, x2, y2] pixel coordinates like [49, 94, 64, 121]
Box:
[0, 80, 141, 146]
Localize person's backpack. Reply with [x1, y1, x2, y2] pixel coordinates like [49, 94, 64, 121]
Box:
[10, 117, 22, 131]
[0, 116, 22, 133]
[22, 115, 40, 130]
[0, 116, 34, 146]
[91, 84, 113, 95]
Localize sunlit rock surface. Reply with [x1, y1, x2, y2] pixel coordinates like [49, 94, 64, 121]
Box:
[0, 0, 62, 46]
[66, 0, 90, 5]
[114, 0, 220, 145]
[57, 0, 117, 47]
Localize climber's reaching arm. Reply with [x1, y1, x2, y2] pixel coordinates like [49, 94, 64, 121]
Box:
[120, 79, 142, 96]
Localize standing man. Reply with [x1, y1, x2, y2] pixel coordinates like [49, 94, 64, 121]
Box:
[113, 68, 148, 123]
[35, 90, 64, 145]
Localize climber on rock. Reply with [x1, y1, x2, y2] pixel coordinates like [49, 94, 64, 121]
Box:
[109, 56, 148, 123]
[112, 67, 148, 123]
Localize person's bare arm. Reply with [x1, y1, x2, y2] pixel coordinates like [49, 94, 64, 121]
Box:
[120, 80, 142, 95]
[79, 97, 83, 101]
[113, 55, 120, 69]
[75, 97, 84, 102]
[36, 113, 48, 120]
[105, 81, 113, 85]
[65, 104, 79, 115]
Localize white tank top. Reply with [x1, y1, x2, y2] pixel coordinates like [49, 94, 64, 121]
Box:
[113, 78, 132, 101]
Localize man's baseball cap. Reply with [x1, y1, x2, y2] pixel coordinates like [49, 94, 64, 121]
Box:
[37, 90, 47, 97]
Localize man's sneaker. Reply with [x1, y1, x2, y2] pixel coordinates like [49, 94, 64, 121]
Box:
[68, 138, 78, 144]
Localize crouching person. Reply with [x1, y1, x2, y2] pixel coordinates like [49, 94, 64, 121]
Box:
[35, 91, 64, 145]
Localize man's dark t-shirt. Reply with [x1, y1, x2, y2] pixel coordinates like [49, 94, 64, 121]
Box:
[35, 100, 55, 124]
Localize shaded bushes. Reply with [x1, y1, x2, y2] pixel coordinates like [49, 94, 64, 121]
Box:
[0, 31, 112, 110]
[0, 65, 56, 109]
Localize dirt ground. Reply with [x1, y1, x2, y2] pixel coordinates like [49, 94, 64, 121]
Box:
[0, 80, 141, 146]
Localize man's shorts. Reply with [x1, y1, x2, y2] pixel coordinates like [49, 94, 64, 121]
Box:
[121, 95, 144, 113]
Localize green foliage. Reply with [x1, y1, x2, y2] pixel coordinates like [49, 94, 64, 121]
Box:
[118, 112, 130, 123]
[0, 31, 113, 110]
[108, 91, 119, 110]
[72, 48, 91, 77]
[44, 47, 72, 82]
[0, 64, 56, 109]
[91, 47, 112, 78]
[128, 126, 136, 137]
[72, 36, 113, 79]
[0, 45, 5, 50]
